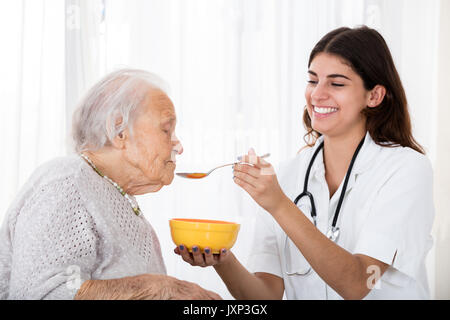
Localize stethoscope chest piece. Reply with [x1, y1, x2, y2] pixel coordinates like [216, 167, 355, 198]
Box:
[326, 226, 340, 242]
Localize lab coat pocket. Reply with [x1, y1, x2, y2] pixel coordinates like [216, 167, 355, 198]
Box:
[284, 235, 311, 276]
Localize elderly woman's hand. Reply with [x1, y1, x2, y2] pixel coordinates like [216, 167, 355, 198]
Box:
[174, 245, 230, 268]
[233, 148, 288, 215]
[161, 274, 222, 300]
[75, 273, 221, 300]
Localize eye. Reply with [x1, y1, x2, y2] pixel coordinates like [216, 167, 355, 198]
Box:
[307, 80, 318, 85]
[331, 83, 345, 87]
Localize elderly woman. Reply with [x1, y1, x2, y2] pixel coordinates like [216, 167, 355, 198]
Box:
[0, 69, 221, 300]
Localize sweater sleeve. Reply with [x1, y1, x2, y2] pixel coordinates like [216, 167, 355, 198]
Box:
[8, 176, 99, 300]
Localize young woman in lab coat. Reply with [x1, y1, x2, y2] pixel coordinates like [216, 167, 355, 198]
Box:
[175, 26, 434, 299]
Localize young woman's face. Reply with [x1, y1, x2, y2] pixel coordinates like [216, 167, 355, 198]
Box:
[305, 52, 370, 138]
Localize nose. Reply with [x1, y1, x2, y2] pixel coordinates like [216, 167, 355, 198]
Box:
[175, 142, 184, 155]
[310, 82, 329, 103]
[171, 132, 183, 155]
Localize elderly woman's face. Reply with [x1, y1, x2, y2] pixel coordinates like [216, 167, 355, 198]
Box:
[123, 89, 183, 194]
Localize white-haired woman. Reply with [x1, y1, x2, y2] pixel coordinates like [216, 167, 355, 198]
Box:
[0, 69, 221, 300]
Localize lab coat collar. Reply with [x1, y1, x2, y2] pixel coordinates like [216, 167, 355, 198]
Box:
[309, 131, 379, 179]
[352, 132, 380, 174]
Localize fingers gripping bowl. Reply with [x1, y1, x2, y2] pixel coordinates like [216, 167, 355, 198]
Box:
[169, 218, 240, 254]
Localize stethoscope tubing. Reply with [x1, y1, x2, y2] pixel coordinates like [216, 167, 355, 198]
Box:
[285, 136, 366, 276]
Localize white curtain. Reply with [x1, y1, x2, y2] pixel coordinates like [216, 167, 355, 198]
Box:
[433, 0, 450, 299]
[0, 0, 66, 219]
[1, 0, 449, 299]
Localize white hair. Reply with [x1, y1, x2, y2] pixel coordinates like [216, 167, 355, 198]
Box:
[71, 68, 170, 153]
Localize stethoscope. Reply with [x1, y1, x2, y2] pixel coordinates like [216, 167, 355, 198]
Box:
[285, 136, 366, 276]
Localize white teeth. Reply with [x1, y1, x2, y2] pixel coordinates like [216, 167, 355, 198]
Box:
[313, 106, 338, 114]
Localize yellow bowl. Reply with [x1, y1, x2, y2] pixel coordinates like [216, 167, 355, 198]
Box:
[169, 218, 240, 254]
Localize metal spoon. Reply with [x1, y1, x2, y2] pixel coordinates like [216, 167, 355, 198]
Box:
[176, 153, 270, 179]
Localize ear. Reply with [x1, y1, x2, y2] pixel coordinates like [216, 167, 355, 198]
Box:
[110, 129, 129, 149]
[367, 85, 386, 108]
[109, 114, 129, 149]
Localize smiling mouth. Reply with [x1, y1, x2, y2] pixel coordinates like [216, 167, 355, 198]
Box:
[313, 106, 338, 115]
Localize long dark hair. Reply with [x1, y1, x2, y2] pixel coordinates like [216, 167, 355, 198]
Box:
[303, 26, 424, 154]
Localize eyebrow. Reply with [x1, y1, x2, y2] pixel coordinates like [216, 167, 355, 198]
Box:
[308, 70, 351, 81]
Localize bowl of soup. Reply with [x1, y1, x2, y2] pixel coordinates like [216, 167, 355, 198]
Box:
[169, 218, 240, 254]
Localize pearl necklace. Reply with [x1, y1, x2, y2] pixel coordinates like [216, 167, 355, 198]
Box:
[80, 153, 142, 217]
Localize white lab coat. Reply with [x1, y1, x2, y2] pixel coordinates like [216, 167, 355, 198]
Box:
[247, 132, 435, 299]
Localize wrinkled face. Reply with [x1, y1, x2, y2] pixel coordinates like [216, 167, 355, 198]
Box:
[305, 53, 370, 138]
[123, 89, 183, 193]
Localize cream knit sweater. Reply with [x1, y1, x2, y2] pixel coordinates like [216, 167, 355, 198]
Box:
[0, 155, 166, 299]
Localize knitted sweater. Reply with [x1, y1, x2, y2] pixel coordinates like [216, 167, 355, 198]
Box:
[0, 155, 166, 299]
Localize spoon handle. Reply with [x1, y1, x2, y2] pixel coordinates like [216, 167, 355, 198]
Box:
[207, 153, 271, 174]
[207, 162, 237, 174]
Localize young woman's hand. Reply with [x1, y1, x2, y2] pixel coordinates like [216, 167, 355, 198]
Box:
[233, 148, 288, 215]
[174, 245, 230, 267]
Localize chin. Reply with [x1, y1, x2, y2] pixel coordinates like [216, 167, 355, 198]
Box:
[164, 174, 175, 186]
[151, 185, 165, 193]
[135, 184, 164, 195]
[154, 173, 175, 191]
[311, 121, 335, 135]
